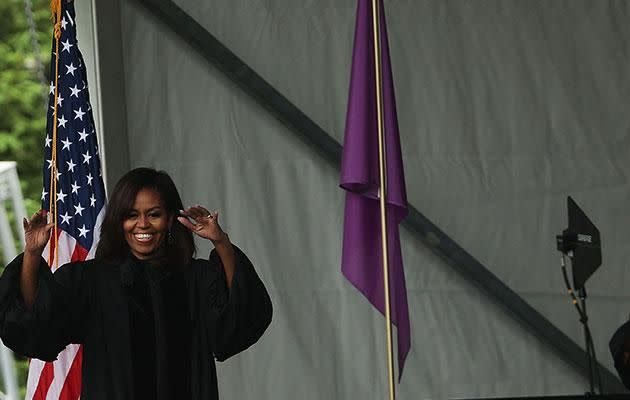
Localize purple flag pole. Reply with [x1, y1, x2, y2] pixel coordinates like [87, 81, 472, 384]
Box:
[340, 0, 410, 393]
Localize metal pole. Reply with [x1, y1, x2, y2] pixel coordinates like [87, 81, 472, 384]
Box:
[0, 183, 20, 400]
[371, 0, 396, 398]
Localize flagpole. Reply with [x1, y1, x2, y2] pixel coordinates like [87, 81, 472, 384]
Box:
[49, 0, 62, 268]
[371, 0, 396, 399]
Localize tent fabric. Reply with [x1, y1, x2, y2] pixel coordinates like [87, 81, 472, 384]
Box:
[94, 1, 630, 398]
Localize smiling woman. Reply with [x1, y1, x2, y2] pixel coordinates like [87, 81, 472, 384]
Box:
[96, 168, 196, 268]
[0, 167, 272, 400]
[122, 188, 170, 260]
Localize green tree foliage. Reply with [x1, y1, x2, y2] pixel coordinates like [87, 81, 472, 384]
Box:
[0, 0, 53, 215]
[0, 0, 53, 396]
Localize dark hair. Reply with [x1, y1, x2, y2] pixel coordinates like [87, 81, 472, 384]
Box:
[95, 167, 196, 265]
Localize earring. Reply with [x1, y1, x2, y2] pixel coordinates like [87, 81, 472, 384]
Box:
[168, 229, 174, 244]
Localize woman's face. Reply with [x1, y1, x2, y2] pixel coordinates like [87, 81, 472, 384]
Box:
[123, 188, 171, 260]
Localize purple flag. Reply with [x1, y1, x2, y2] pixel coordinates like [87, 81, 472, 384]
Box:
[340, 0, 410, 379]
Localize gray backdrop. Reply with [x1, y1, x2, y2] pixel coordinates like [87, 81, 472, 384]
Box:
[77, 0, 630, 398]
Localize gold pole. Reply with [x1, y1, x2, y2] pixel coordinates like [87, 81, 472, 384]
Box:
[371, 0, 396, 399]
[48, 0, 62, 267]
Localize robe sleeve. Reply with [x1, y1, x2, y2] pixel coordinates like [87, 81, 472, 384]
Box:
[205, 245, 272, 362]
[610, 320, 630, 389]
[0, 254, 90, 361]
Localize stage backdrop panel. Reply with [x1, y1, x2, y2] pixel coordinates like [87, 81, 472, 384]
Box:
[84, 0, 630, 398]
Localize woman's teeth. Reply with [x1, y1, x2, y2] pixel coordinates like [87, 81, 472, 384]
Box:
[134, 233, 153, 242]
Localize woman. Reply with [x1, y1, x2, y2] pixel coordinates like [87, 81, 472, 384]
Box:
[0, 167, 272, 400]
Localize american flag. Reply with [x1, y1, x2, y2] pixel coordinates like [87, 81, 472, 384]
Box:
[30, 1, 106, 399]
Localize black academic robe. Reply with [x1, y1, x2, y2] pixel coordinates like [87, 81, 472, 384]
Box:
[0, 245, 272, 400]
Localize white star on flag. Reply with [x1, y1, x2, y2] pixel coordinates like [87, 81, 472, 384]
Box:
[60, 212, 72, 225]
[57, 189, 67, 203]
[66, 159, 76, 173]
[70, 85, 81, 97]
[78, 129, 88, 142]
[61, 138, 72, 151]
[78, 225, 90, 238]
[61, 39, 73, 53]
[82, 151, 92, 164]
[66, 63, 77, 75]
[74, 203, 85, 217]
[74, 107, 85, 121]
[71, 181, 81, 194]
[58, 115, 68, 128]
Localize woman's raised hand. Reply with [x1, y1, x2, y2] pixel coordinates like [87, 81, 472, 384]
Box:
[178, 206, 235, 287]
[177, 206, 227, 244]
[23, 210, 54, 257]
